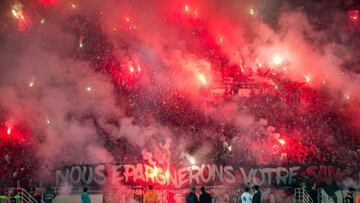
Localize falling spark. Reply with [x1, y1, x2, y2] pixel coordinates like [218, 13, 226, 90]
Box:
[197, 73, 207, 85]
[189, 156, 196, 165]
[28, 77, 36, 88]
[125, 17, 130, 22]
[137, 65, 141, 72]
[7, 128, 12, 135]
[79, 37, 84, 48]
[275, 85, 279, 90]
[184, 153, 197, 165]
[71, 3, 76, 9]
[128, 25, 137, 30]
[227, 145, 232, 151]
[272, 55, 284, 65]
[129, 65, 135, 73]
[40, 19, 46, 24]
[278, 138, 286, 145]
[249, 8, 255, 15]
[86, 87, 92, 92]
[46, 119, 51, 124]
[283, 67, 287, 71]
[11, 3, 26, 27]
[194, 10, 198, 16]
[305, 75, 311, 83]
[345, 94, 351, 100]
[11, 9, 19, 19]
[184, 5, 190, 13]
[11, 8, 25, 22]
[219, 37, 223, 43]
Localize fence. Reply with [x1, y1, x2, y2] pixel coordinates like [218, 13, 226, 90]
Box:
[7, 188, 38, 203]
[294, 188, 313, 203]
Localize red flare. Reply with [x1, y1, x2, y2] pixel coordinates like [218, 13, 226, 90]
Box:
[184, 5, 190, 13]
[7, 128, 11, 135]
[197, 73, 207, 86]
[37, 0, 57, 6]
[349, 9, 359, 21]
[278, 139, 286, 145]
[129, 65, 135, 73]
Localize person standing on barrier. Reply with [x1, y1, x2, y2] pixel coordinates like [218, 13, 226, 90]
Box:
[241, 187, 252, 203]
[186, 187, 199, 203]
[252, 185, 261, 203]
[81, 187, 91, 203]
[199, 187, 212, 203]
[143, 185, 159, 203]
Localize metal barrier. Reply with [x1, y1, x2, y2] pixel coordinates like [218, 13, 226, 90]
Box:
[294, 188, 313, 203]
[318, 188, 331, 203]
[7, 188, 38, 203]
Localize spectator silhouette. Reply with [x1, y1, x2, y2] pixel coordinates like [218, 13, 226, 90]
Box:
[81, 187, 91, 203]
[186, 187, 198, 203]
[241, 187, 252, 203]
[42, 186, 56, 203]
[143, 185, 159, 203]
[199, 187, 212, 203]
[252, 185, 261, 203]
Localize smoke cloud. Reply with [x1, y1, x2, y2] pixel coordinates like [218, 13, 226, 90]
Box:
[0, 0, 360, 194]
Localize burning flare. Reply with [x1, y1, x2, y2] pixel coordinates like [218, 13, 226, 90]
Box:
[272, 55, 284, 65]
[197, 73, 207, 86]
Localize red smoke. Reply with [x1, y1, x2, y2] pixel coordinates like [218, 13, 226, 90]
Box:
[1, 0, 360, 188]
[0, 124, 28, 144]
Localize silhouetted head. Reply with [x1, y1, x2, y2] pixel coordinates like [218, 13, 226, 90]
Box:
[245, 187, 250, 192]
[83, 187, 88, 192]
[253, 185, 259, 191]
[191, 187, 196, 193]
[200, 186, 205, 193]
[149, 185, 153, 190]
